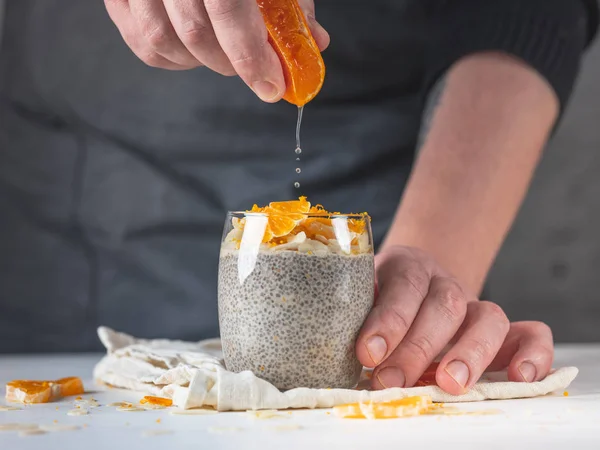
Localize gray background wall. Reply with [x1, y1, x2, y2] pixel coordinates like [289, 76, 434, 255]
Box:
[491, 39, 600, 342]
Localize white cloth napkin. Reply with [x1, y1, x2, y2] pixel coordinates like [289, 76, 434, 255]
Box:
[93, 327, 578, 411]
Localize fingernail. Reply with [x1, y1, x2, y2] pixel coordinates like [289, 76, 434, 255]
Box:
[252, 81, 280, 102]
[375, 367, 405, 389]
[518, 362, 537, 383]
[445, 360, 470, 388]
[365, 336, 387, 365]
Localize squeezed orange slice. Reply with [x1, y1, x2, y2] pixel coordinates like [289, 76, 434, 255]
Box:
[6, 377, 84, 404]
[257, 0, 326, 106]
[140, 396, 173, 407]
[334, 396, 433, 419]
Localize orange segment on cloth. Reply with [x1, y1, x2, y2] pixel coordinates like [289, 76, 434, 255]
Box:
[257, 0, 326, 106]
[333, 396, 434, 419]
[6, 377, 84, 404]
[140, 396, 173, 407]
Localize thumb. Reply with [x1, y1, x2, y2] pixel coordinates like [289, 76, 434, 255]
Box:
[297, 0, 330, 51]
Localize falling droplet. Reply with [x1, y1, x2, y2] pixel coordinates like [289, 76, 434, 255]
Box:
[295, 147, 302, 155]
[294, 182, 300, 189]
[296, 157, 300, 161]
[295, 168, 301, 174]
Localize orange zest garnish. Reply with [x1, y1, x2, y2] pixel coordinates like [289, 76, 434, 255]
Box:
[334, 396, 433, 419]
[6, 377, 84, 404]
[140, 396, 173, 407]
[257, 0, 325, 106]
[241, 196, 370, 245]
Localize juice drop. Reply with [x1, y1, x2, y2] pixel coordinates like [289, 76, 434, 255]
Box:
[295, 106, 303, 151]
[294, 106, 304, 189]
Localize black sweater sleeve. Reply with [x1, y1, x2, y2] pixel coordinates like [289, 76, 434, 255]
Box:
[426, 0, 599, 111]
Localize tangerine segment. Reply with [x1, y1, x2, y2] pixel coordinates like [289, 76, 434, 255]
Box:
[6, 377, 85, 404]
[334, 396, 433, 419]
[269, 196, 311, 214]
[140, 396, 173, 407]
[267, 214, 299, 238]
[56, 377, 85, 397]
[257, 0, 325, 106]
[6, 381, 52, 404]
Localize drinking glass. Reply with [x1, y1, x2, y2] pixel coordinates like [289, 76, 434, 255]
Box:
[218, 211, 374, 390]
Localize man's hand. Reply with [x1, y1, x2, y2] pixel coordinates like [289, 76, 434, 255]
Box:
[356, 246, 554, 395]
[104, 0, 329, 101]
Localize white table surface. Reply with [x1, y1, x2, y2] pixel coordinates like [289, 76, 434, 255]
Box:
[1, 345, 599, 449]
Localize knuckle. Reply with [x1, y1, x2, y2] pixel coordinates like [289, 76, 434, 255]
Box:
[140, 52, 165, 68]
[399, 264, 429, 299]
[481, 301, 509, 327]
[435, 279, 467, 321]
[180, 21, 211, 46]
[229, 51, 258, 66]
[382, 303, 410, 336]
[527, 321, 553, 339]
[145, 26, 173, 49]
[464, 337, 495, 363]
[204, 0, 240, 20]
[404, 335, 435, 363]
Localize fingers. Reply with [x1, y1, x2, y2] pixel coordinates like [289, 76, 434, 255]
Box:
[105, 0, 195, 70]
[488, 321, 554, 383]
[163, 0, 235, 75]
[297, 0, 330, 51]
[356, 250, 433, 368]
[371, 276, 469, 390]
[129, 0, 201, 67]
[435, 301, 510, 395]
[204, 0, 285, 102]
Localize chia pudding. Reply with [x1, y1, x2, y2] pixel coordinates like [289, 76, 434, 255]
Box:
[218, 207, 374, 390]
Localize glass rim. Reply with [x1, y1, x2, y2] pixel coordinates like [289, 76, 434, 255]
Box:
[227, 211, 371, 220]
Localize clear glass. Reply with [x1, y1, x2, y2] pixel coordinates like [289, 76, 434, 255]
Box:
[218, 211, 375, 390]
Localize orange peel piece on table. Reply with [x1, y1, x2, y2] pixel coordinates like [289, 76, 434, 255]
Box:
[6, 377, 84, 404]
[333, 396, 434, 419]
[256, 0, 326, 106]
[140, 396, 173, 407]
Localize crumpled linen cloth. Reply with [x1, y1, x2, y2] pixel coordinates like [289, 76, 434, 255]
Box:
[93, 327, 578, 411]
